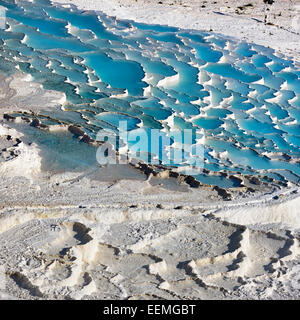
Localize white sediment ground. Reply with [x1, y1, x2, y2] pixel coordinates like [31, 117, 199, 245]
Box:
[54, 0, 300, 62]
[0, 0, 300, 300]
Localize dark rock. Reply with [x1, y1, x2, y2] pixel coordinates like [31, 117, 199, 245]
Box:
[184, 176, 200, 188]
[3, 114, 15, 121]
[249, 176, 261, 185]
[80, 135, 93, 144]
[213, 186, 232, 200]
[30, 118, 40, 127]
[68, 125, 85, 137]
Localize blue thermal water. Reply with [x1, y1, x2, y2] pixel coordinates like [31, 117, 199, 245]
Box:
[1, 0, 300, 188]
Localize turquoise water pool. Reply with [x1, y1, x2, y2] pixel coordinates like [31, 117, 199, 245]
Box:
[1, 0, 300, 187]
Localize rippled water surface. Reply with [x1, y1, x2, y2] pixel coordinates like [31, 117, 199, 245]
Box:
[1, 0, 300, 187]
